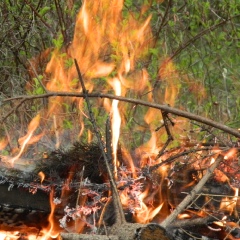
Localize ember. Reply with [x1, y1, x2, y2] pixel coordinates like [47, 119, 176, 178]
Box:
[1, 0, 240, 240]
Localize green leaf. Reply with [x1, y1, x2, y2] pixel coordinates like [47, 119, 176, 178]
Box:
[65, 58, 74, 69]
[39, 6, 50, 16]
[149, 48, 159, 57]
[52, 34, 64, 50]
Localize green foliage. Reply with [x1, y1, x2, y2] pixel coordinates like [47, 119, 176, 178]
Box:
[52, 34, 64, 50]
[1, 0, 240, 150]
[39, 6, 50, 17]
[63, 119, 73, 129]
[32, 75, 45, 95]
[65, 58, 74, 69]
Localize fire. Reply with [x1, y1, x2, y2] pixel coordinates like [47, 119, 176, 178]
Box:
[38, 171, 45, 184]
[134, 188, 164, 224]
[109, 77, 122, 175]
[8, 114, 43, 165]
[220, 188, 239, 215]
[3, 0, 236, 238]
[0, 137, 8, 151]
[0, 190, 59, 240]
[41, 189, 59, 239]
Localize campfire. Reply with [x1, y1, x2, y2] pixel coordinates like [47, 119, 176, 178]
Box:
[1, 1, 240, 239]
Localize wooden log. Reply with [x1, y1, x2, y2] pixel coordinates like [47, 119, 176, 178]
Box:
[0, 184, 50, 211]
[135, 223, 170, 240]
[60, 233, 119, 240]
[61, 223, 170, 240]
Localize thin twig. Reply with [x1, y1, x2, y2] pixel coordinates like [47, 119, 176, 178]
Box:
[27, 60, 48, 93]
[160, 154, 224, 228]
[155, 111, 174, 161]
[106, 116, 113, 165]
[148, 147, 226, 173]
[23, 0, 54, 34]
[170, 14, 240, 60]
[74, 59, 126, 225]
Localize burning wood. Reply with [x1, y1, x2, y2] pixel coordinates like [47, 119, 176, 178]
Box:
[1, 0, 240, 239]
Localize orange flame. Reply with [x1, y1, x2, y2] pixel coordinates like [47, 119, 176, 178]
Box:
[0, 137, 8, 151]
[220, 188, 239, 215]
[10, 114, 43, 165]
[38, 171, 45, 184]
[41, 189, 59, 239]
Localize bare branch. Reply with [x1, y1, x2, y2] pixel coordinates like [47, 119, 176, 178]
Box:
[3, 92, 240, 138]
[160, 154, 224, 228]
[74, 59, 126, 225]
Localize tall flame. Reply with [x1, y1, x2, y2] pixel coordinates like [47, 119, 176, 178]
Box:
[41, 189, 59, 239]
[110, 78, 121, 175]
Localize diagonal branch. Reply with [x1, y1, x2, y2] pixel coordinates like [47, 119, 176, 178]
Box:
[170, 14, 240, 60]
[155, 111, 174, 161]
[161, 154, 224, 229]
[74, 59, 126, 225]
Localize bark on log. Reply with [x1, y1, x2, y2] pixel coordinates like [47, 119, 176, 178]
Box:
[135, 223, 170, 240]
[61, 223, 170, 240]
[60, 233, 119, 240]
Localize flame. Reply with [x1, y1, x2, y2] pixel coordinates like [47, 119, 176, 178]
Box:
[220, 188, 239, 215]
[0, 137, 8, 150]
[135, 199, 164, 224]
[38, 171, 45, 184]
[41, 189, 59, 239]
[178, 213, 191, 219]
[224, 148, 237, 160]
[109, 77, 122, 175]
[10, 114, 43, 165]
[0, 189, 59, 240]
[0, 0, 208, 236]
[210, 157, 215, 165]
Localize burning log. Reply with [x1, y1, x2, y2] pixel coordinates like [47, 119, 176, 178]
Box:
[1, 0, 240, 239]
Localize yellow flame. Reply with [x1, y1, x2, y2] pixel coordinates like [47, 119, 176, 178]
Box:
[110, 78, 122, 176]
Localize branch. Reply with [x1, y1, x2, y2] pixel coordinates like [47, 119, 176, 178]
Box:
[27, 60, 48, 93]
[155, 111, 174, 161]
[148, 147, 227, 173]
[170, 14, 240, 60]
[74, 59, 126, 225]
[3, 92, 240, 138]
[160, 154, 224, 229]
[23, 0, 54, 34]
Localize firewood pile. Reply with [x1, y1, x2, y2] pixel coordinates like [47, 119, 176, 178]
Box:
[0, 140, 240, 239]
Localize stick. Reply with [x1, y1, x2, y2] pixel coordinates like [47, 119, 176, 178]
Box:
[74, 59, 126, 225]
[155, 111, 174, 161]
[160, 154, 224, 229]
[27, 60, 48, 93]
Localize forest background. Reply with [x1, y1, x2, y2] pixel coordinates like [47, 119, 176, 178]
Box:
[1, 0, 240, 151]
